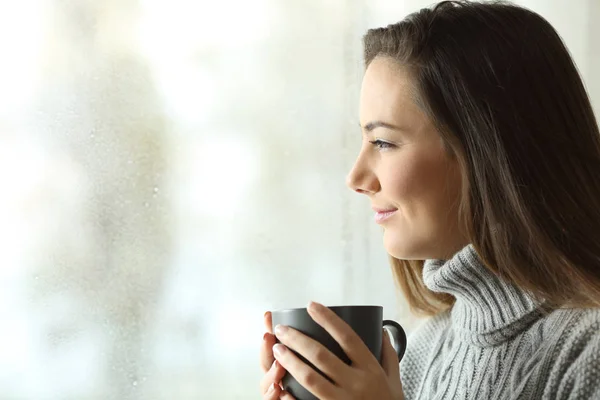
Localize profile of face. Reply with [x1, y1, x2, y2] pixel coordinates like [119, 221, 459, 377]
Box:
[346, 56, 467, 260]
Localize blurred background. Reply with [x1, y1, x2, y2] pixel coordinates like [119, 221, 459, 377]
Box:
[0, 0, 597, 398]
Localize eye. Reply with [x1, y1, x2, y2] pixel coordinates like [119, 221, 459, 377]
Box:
[369, 139, 396, 150]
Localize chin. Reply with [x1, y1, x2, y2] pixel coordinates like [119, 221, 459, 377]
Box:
[383, 230, 413, 260]
[382, 229, 434, 260]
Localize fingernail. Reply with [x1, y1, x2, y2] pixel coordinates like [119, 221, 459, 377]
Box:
[307, 301, 318, 312]
[274, 324, 288, 336]
[269, 383, 278, 393]
[264, 311, 269, 319]
[273, 343, 286, 357]
[263, 332, 269, 341]
[271, 359, 280, 371]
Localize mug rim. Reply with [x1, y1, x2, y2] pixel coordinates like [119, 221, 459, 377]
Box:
[271, 305, 383, 314]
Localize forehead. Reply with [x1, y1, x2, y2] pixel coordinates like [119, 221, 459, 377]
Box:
[359, 57, 419, 121]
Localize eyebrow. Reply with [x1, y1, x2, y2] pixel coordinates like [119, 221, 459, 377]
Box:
[359, 121, 405, 132]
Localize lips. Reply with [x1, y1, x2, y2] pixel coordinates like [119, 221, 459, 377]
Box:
[373, 207, 398, 224]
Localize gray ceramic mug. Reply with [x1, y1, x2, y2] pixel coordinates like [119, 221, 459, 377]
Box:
[271, 305, 407, 400]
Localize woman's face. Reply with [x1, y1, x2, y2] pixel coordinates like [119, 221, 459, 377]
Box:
[346, 57, 467, 260]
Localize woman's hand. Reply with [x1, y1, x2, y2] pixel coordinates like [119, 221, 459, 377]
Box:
[259, 311, 291, 399]
[272, 301, 404, 400]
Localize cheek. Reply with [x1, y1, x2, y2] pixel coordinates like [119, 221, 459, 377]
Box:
[383, 147, 460, 219]
[383, 150, 440, 200]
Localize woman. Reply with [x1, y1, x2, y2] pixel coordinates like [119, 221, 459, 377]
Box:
[259, 1, 600, 399]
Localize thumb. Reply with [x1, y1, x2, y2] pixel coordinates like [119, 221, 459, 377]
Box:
[381, 329, 400, 378]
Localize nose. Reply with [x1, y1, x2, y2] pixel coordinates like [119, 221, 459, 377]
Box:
[346, 153, 380, 195]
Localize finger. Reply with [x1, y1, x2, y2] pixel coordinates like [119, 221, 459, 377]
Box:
[263, 382, 282, 400]
[260, 332, 277, 372]
[260, 360, 287, 394]
[381, 329, 400, 378]
[274, 324, 351, 384]
[273, 343, 339, 400]
[279, 390, 296, 400]
[306, 301, 376, 367]
[264, 311, 273, 334]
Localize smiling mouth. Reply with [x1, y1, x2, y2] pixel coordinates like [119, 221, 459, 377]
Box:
[374, 209, 397, 224]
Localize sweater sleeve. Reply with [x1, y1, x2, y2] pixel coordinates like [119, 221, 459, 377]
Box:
[543, 312, 600, 400]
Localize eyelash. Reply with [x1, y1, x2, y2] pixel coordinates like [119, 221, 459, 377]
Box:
[369, 139, 396, 150]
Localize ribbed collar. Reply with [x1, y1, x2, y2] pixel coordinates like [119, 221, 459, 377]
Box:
[423, 244, 545, 347]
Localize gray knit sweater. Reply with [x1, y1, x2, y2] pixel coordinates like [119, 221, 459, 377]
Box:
[399, 244, 600, 399]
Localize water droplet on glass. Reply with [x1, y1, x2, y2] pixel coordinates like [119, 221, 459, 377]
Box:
[132, 380, 138, 386]
[144, 202, 150, 207]
[153, 187, 159, 193]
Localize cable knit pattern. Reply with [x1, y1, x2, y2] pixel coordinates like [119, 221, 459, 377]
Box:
[400, 244, 600, 399]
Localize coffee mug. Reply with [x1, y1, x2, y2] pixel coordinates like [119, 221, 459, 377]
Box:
[271, 305, 407, 400]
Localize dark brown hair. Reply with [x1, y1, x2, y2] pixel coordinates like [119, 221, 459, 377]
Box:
[363, 0, 600, 316]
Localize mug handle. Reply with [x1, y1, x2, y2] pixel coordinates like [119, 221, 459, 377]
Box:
[382, 320, 407, 362]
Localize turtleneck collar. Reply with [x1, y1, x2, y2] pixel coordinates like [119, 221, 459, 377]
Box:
[423, 244, 545, 347]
